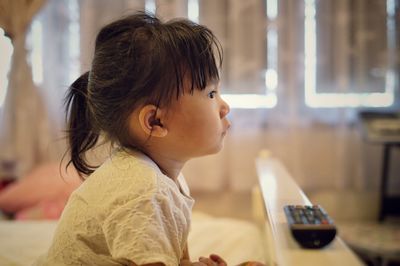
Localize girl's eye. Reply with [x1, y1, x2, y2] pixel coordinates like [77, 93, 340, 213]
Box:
[208, 91, 217, 99]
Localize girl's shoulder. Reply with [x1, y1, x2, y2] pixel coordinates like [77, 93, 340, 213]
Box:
[74, 149, 175, 205]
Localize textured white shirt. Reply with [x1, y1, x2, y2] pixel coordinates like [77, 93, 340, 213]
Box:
[35, 149, 195, 266]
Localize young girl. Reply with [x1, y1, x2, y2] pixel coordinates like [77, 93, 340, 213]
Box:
[36, 12, 265, 266]
[35, 12, 231, 266]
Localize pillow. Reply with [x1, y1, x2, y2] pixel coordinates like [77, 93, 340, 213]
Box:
[15, 197, 68, 220]
[0, 163, 82, 214]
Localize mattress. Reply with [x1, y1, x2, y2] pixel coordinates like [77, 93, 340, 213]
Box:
[0, 212, 265, 265]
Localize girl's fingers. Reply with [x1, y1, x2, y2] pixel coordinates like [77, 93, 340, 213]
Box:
[209, 254, 227, 265]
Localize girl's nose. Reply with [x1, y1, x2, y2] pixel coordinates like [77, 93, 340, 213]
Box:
[220, 97, 230, 118]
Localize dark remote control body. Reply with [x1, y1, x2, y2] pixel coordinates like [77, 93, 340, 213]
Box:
[284, 205, 337, 249]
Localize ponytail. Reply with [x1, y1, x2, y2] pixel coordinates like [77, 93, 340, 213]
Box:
[64, 71, 99, 179]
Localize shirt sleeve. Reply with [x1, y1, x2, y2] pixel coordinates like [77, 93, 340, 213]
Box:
[102, 192, 187, 266]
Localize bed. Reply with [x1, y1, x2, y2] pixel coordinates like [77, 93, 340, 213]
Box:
[0, 162, 266, 265]
[0, 211, 265, 265]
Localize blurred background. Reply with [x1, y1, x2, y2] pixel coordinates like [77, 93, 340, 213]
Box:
[0, 0, 399, 228]
[1, 0, 400, 264]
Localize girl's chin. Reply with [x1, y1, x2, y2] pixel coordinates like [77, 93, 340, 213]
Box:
[206, 141, 225, 155]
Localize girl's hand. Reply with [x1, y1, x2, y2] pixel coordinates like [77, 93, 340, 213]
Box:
[183, 254, 227, 266]
[199, 254, 227, 266]
[180, 254, 266, 266]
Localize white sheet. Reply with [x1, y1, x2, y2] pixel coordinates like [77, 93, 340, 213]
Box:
[0, 212, 265, 265]
[189, 212, 265, 264]
[0, 220, 57, 265]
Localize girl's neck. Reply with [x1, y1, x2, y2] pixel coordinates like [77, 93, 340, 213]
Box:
[144, 150, 186, 181]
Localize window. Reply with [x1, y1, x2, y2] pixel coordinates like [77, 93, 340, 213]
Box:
[221, 0, 278, 108]
[190, 0, 278, 108]
[304, 0, 398, 108]
[188, 0, 399, 109]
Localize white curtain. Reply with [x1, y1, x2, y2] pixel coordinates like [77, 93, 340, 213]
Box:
[0, 0, 51, 178]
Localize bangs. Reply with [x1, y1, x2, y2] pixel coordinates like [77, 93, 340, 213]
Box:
[152, 19, 223, 106]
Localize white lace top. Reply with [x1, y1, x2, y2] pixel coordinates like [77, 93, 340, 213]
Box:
[35, 149, 195, 266]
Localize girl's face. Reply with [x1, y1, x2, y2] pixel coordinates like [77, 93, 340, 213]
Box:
[164, 81, 230, 160]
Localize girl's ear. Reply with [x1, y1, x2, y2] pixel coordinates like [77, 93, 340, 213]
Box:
[138, 105, 168, 137]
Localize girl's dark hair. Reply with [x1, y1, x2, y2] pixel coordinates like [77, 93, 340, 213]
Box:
[65, 12, 223, 179]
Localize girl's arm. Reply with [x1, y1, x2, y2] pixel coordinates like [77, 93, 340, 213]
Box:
[180, 243, 192, 265]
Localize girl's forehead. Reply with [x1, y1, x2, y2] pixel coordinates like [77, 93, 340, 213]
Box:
[188, 80, 219, 94]
[181, 75, 219, 91]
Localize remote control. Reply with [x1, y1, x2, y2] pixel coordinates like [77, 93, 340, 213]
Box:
[283, 205, 337, 249]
